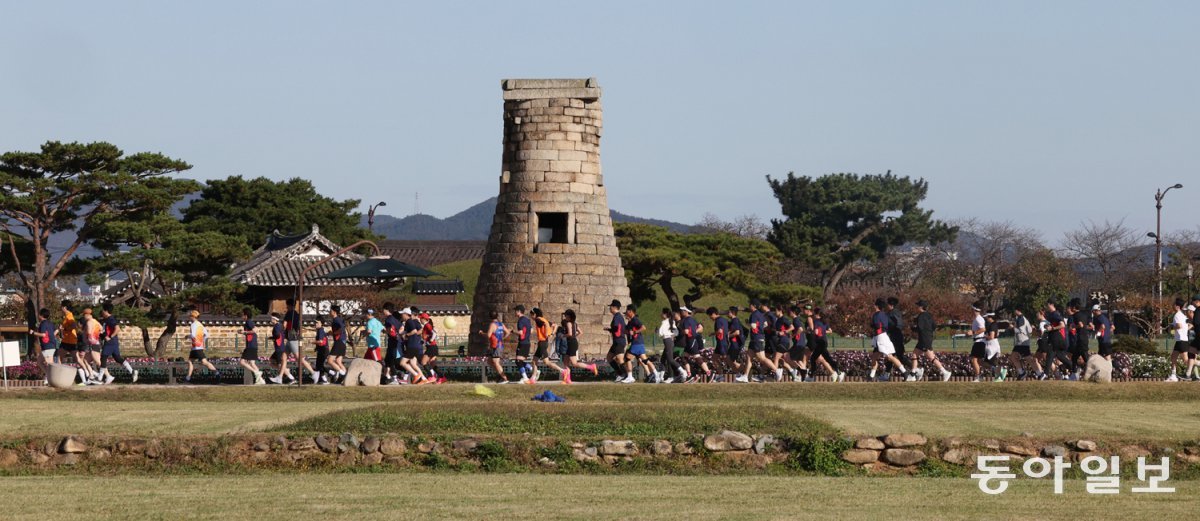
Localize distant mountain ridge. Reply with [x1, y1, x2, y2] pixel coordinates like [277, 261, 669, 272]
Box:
[364, 197, 696, 240]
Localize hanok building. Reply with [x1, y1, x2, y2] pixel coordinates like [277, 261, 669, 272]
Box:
[231, 224, 366, 314]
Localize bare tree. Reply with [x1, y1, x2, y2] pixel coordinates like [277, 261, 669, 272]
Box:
[1164, 228, 1200, 297]
[941, 219, 1042, 311]
[1060, 218, 1150, 302]
[696, 213, 770, 239]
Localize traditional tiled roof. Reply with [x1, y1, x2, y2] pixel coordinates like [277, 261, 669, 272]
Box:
[378, 240, 486, 268]
[101, 273, 168, 304]
[230, 225, 367, 287]
[413, 279, 466, 294]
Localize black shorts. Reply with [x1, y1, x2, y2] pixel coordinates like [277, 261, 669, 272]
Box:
[241, 347, 258, 361]
[566, 337, 579, 358]
[1174, 341, 1191, 353]
[749, 339, 766, 353]
[534, 340, 549, 359]
[788, 344, 806, 360]
[189, 349, 207, 361]
[331, 341, 347, 357]
[1097, 342, 1114, 356]
[764, 336, 778, 355]
[1048, 333, 1066, 351]
[970, 341, 987, 359]
[424, 344, 439, 358]
[1013, 344, 1031, 357]
[1036, 337, 1050, 354]
[403, 345, 423, 359]
[608, 340, 627, 356]
[516, 343, 531, 359]
[270, 350, 284, 365]
[714, 341, 729, 357]
[59, 342, 77, 353]
[776, 336, 791, 353]
[727, 345, 743, 360]
[684, 337, 702, 356]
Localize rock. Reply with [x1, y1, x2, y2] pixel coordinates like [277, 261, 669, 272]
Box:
[754, 435, 777, 454]
[362, 437, 381, 454]
[116, 439, 148, 455]
[362, 452, 383, 465]
[59, 436, 88, 454]
[882, 448, 927, 466]
[573, 447, 599, 462]
[981, 439, 1001, 450]
[570, 442, 585, 449]
[883, 434, 927, 448]
[42, 442, 58, 457]
[856, 438, 886, 450]
[538, 457, 557, 467]
[651, 440, 673, 456]
[0, 450, 19, 467]
[941, 449, 973, 465]
[52, 453, 80, 466]
[272, 436, 288, 450]
[343, 358, 382, 386]
[380, 438, 406, 456]
[290, 439, 317, 452]
[703, 430, 753, 452]
[674, 442, 695, 455]
[89, 449, 111, 461]
[337, 443, 352, 454]
[1041, 445, 1068, 458]
[598, 440, 636, 456]
[336, 452, 357, 465]
[452, 439, 479, 453]
[339, 433, 360, 449]
[842, 449, 880, 464]
[29, 452, 50, 465]
[315, 436, 336, 453]
[1084, 355, 1113, 383]
[1075, 440, 1097, 452]
[417, 441, 440, 454]
[944, 437, 963, 448]
[253, 442, 270, 452]
[1002, 444, 1037, 457]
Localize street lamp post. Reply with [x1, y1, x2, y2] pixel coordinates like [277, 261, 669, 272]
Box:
[367, 201, 387, 233]
[1151, 183, 1183, 336]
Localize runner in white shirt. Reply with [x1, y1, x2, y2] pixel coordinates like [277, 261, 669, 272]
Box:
[1167, 298, 1191, 381]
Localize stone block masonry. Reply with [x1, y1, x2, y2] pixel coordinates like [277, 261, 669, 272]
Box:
[470, 78, 631, 357]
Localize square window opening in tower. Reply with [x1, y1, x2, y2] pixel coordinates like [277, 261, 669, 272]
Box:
[537, 212, 570, 244]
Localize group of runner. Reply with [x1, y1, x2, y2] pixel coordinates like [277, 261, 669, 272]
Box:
[28, 301, 137, 385]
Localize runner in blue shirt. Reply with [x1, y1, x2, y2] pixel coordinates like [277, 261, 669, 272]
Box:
[95, 303, 137, 385]
[480, 311, 510, 384]
[1091, 305, 1114, 360]
[400, 307, 431, 385]
[784, 306, 809, 381]
[513, 305, 535, 384]
[622, 305, 657, 382]
[382, 305, 403, 384]
[726, 306, 746, 378]
[741, 299, 781, 382]
[708, 307, 733, 381]
[607, 299, 630, 383]
[28, 308, 56, 383]
[238, 308, 264, 385]
[326, 305, 348, 383]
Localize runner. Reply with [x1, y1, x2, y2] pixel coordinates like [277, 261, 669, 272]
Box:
[679, 306, 712, 382]
[558, 309, 598, 384]
[326, 305, 348, 383]
[481, 311, 510, 384]
[807, 307, 844, 381]
[29, 308, 56, 385]
[774, 305, 797, 380]
[909, 300, 952, 381]
[400, 307, 431, 385]
[985, 312, 1006, 381]
[658, 308, 686, 383]
[606, 299, 630, 383]
[1068, 298, 1091, 381]
[58, 300, 93, 384]
[419, 312, 445, 384]
[1189, 296, 1200, 380]
[1032, 310, 1051, 380]
[886, 297, 916, 381]
[623, 305, 657, 383]
[238, 308, 264, 385]
[95, 303, 137, 384]
[727, 306, 747, 381]
[708, 307, 732, 382]
[184, 310, 219, 383]
[1167, 298, 1190, 382]
[282, 298, 318, 384]
[513, 305, 535, 384]
[1043, 301, 1072, 380]
[312, 318, 329, 384]
[1091, 304, 1114, 362]
[743, 300, 781, 382]
[867, 298, 906, 381]
[1008, 308, 1036, 380]
[528, 308, 563, 384]
[80, 308, 103, 384]
[966, 303, 995, 382]
[362, 308, 383, 365]
[784, 306, 808, 381]
[268, 313, 293, 384]
[382, 304, 403, 384]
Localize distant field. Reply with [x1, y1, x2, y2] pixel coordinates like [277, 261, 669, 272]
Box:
[0, 474, 1193, 521]
[5, 382, 1199, 442]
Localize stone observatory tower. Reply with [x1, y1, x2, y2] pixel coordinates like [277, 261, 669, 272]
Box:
[469, 78, 631, 357]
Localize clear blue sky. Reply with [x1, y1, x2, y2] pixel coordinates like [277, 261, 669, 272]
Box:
[2, 0, 1197, 240]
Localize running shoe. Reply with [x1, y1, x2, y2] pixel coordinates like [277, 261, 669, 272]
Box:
[589, 363, 598, 376]
[941, 369, 952, 382]
[131, 369, 139, 383]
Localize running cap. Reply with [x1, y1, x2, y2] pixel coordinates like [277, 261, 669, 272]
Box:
[678, 306, 691, 313]
[1092, 304, 1102, 311]
[399, 308, 412, 315]
[365, 309, 375, 316]
[419, 312, 431, 319]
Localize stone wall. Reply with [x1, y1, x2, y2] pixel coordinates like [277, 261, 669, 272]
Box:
[470, 78, 631, 356]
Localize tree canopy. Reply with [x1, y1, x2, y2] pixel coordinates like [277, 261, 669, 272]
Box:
[182, 175, 373, 249]
[0, 141, 193, 319]
[615, 223, 817, 311]
[766, 171, 957, 300]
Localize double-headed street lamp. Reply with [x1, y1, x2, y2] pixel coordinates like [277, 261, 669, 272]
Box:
[367, 201, 387, 233]
[1148, 183, 1183, 335]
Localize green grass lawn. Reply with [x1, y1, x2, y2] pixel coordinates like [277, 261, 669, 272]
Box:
[0, 474, 1192, 521]
[4, 382, 1200, 442]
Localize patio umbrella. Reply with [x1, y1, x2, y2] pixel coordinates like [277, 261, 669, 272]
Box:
[318, 256, 442, 280]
